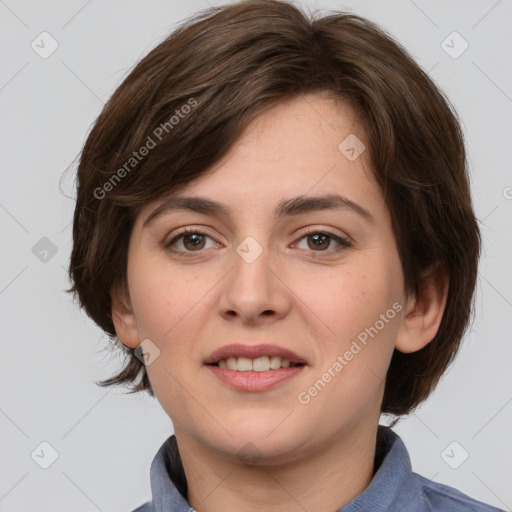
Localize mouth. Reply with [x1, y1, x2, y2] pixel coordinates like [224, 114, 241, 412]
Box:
[204, 343, 307, 369]
[204, 344, 307, 392]
[208, 356, 304, 371]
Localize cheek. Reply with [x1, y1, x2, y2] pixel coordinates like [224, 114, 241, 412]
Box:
[127, 251, 200, 338]
[303, 253, 403, 399]
[309, 261, 402, 343]
[297, 268, 400, 420]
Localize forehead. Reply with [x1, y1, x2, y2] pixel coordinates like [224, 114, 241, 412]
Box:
[136, 93, 385, 226]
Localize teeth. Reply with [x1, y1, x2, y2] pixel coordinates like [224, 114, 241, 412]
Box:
[216, 356, 299, 371]
[270, 356, 281, 370]
[237, 357, 253, 371]
[253, 356, 270, 372]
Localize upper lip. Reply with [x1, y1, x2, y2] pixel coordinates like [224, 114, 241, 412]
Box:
[204, 344, 307, 365]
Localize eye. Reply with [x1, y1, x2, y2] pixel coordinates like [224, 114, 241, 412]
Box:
[295, 230, 352, 254]
[165, 228, 218, 254]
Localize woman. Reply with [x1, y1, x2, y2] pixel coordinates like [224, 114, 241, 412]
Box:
[67, 1, 503, 510]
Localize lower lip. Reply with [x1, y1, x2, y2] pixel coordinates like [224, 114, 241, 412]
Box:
[206, 365, 305, 392]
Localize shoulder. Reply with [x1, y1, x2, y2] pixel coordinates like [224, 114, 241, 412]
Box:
[410, 472, 505, 511]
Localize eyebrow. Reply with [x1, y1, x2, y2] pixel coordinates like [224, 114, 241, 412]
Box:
[143, 194, 374, 227]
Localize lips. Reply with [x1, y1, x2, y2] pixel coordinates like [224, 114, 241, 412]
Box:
[204, 343, 307, 392]
[204, 343, 307, 366]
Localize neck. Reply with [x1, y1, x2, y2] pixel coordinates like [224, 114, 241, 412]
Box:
[174, 422, 380, 512]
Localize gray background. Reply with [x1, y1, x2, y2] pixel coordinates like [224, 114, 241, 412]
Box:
[1, 0, 511, 510]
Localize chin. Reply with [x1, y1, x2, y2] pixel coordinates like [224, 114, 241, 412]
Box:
[205, 423, 310, 466]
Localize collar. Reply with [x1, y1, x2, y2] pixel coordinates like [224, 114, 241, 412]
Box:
[147, 425, 413, 511]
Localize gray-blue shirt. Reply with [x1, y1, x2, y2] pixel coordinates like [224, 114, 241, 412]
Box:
[132, 426, 504, 511]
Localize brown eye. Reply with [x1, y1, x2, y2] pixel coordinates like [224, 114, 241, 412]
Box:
[296, 230, 352, 255]
[306, 233, 331, 250]
[182, 233, 206, 251]
[165, 228, 217, 255]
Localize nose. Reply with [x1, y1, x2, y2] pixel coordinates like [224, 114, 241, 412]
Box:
[218, 238, 291, 325]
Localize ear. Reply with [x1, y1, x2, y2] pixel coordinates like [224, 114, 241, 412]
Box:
[394, 263, 449, 353]
[110, 282, 140, 349]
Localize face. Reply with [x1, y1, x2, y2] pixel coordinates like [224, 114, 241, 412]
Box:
[113, 93, 414, 464]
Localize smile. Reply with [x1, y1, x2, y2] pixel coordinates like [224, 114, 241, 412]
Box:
[204, 343, 307, 391]
[212, 356, 303, 371]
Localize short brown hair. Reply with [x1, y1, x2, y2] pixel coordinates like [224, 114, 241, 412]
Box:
[66, 0, 480, 416]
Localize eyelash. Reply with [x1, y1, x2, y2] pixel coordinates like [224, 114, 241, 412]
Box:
[164, 227, 352, 258]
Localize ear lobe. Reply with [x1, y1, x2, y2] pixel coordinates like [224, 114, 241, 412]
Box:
[110, 283, 140, 349]
[394, 263, 449, 354]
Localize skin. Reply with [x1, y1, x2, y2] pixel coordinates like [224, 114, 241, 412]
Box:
[111, 92, 448, 512]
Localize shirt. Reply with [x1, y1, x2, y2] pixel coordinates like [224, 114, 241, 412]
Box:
[131, 425, 505, 511]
